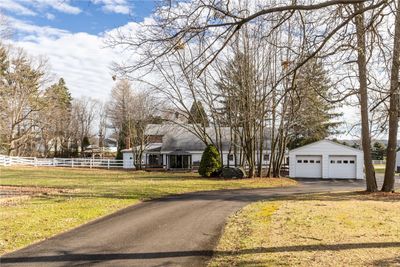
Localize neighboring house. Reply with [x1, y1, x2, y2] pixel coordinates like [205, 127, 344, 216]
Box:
[122, 124, 273, 170]
[289, 139, 364, 179]
[396, 150, 400, 173]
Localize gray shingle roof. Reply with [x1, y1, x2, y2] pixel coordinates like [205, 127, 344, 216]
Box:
[145, 124, 271, 152]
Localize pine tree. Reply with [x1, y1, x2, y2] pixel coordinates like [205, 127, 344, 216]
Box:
[287, 60, 342, 149]
[82, 136, 90, 150]
[372, 142, 386, 160]
[43, 78, 73, 156]
[188, 101, 209, 126]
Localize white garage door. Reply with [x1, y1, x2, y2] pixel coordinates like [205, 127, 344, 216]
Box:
[295, 156, 322, 178]
[328, 156, 356, 179]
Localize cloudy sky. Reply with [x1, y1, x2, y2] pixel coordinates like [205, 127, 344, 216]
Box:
[2, 0, 387, 139]
[2, 0, 155, 100]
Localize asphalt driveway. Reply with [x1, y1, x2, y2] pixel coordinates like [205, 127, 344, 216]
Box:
[0, 179, 375, 267]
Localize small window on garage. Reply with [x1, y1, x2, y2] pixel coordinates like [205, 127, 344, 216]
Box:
[297, 160, 302, 163]
[310, 160, 315, 163]
[330, 160, 335, 163]
[304, 160, 308, 163]
[343, 160, 349, 164]
[228, 154, 234, 161]
[337, 160, 342, 164]
[350, 160, 355, 164]
[316, 160, 321, 163]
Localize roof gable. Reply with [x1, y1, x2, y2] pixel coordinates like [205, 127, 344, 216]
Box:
[289, 139, 363, 153]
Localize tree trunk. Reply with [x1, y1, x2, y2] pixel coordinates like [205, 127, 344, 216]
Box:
[354, 3, 378, 192]
[382, 0, 400, 192]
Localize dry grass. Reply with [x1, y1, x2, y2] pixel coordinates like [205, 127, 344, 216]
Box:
[0, 167, 296, 255]
[210, 192, 400, 267]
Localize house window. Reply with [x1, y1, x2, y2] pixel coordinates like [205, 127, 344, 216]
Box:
[263, 154, 270, 161]
[343, 160, 349, 164]
[350, 160, 355, 164]
[228, 154, 234, 161]
[331, 160, 335, 163]
[304, 160, 308, 163]
[297, 160, 302, 163]
[310, 160, 315, 163]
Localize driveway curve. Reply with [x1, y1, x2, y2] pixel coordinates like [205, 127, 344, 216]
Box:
[1, 180, 364, 267]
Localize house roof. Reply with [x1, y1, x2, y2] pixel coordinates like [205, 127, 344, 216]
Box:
[121, 124, 272, 153]
[289, 139, 363, 153]
[155, 125, 232, 152]
[145, 124, 271, 152]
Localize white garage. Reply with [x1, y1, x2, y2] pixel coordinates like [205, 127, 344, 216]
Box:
[289, 140, 364, 179]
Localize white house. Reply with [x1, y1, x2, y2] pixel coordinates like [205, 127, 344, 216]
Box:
[396, 150, 400, 173]
[122, 124, 274, 170]
[289, 139, 364, 179]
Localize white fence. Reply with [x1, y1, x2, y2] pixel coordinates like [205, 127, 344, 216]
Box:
[0, 155, 126, 169]
[372, 160, 386, 165]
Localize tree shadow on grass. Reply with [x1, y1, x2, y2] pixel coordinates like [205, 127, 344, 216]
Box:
[28, 185, 400, 204]
[2, 242, 399, 264]
[372, 256, 400, 267]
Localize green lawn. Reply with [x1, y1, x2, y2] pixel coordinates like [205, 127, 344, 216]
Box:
[0, 167, 296, 255]
[210, 192, 400, 267]
[374, 164, 386, 173]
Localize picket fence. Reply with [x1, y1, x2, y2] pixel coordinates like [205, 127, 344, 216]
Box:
[0, 155, 126, 169]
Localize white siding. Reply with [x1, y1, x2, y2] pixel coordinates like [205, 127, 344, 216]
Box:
[122, 152, 134, 169]
[289, 140, 364, 179]
[123, 149, 277, 170]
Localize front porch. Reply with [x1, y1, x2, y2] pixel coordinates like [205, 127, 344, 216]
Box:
[144, 151, 193, 170]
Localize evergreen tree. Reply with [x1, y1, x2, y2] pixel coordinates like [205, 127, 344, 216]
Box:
[82, 136, 90, 150]
[188, 101, 209, 126]
[116, 122, 129, 160]
[199, 144, 222, 177]
[287, 60, 342, 149]
[372, 142, 386, 160]
[43, 78, 72, 156]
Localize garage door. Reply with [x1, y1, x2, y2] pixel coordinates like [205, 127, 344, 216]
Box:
[328, 156, 356, 179]
[295, 156, 322, 178]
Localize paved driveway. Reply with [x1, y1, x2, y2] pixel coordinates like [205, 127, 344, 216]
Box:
[0, 179, 380, 267]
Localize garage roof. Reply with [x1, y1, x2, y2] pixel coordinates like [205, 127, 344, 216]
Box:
[289, 139, 363, 153]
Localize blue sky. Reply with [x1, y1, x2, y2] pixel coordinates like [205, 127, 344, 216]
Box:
[2, 0, 156, 35]
[1, 0, 159, 101]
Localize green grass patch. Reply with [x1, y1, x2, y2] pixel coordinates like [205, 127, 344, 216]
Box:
[0, 167, 296, 254]
[1, 196, 136, 254]
[209, 192, 400, 266]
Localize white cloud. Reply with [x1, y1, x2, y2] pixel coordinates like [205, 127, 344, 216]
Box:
[45, 13, 55, 20]
[10, 20, 133, 101]
[9, 17, 68, 39]
[15, 0, 81, 15]
[46, 0, 81, 15]
[0, 0, 36, 16]
[92, 0, 131, 15]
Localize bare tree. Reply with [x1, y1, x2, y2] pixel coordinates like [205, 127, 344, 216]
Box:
[70, 97, 98, 155]
[0, 45, 46, 156]
[107, 0, 396, 186]
[354, 2, 378, 192]
[382, 0, 400, 192]
[106, 79, 159, 167]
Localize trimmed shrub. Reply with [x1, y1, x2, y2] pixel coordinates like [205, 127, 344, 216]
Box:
[199, 144, 222, 177]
